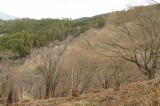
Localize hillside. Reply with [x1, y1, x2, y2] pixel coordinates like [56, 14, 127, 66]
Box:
[0, 15, 105, 58]
[1, 4, 160, 106]
[17, 78, 160, 106]
[0, 12, 18, 20]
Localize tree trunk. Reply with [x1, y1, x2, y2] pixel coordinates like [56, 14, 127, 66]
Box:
[39, 88, 42, 99]
[7, 89, 13, 105]
[115, 80, 120, 91]
[147, 69, 155, 80]
[45, 83, 50, 99]
[104, 79, 109, 89]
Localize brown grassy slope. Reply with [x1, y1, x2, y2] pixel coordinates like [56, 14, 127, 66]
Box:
[17, 78, 160, 106]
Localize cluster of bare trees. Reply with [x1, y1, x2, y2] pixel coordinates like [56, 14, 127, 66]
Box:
[0, 43, 132, 104]
[91, 4, 160, 80]
[37, 38, 72, 98]
[0, 1, 159, 104]
[35, 39, 100, 98]
[111, 6, 160, 80]
[7, 35, 137, 100]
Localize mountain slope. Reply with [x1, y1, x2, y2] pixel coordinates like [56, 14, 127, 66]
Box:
[0, 12, 19, 20]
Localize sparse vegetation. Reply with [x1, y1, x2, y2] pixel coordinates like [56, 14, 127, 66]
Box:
[1, 2, 160, 106]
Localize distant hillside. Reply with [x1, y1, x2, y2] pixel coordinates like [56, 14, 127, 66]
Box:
[0, 12, 19, 20]
[0, 15, 105, 59]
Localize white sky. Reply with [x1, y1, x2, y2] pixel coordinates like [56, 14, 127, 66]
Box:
[0, 0, 159, 19]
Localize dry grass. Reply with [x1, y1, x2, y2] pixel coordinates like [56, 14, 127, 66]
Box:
[12, 79, 160, 106]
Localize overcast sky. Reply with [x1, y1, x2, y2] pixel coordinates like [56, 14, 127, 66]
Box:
[0, 0, 158, 19]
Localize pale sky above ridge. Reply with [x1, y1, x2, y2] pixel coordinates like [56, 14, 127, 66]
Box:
[0, 0, 159, 19]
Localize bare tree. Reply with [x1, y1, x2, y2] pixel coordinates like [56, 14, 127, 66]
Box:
[34, 77, 44, 99]
[68, 53, 98, 95]
[107, 58, 133, 90]
[0, 62, 11, 101]
[7, 89, 13, 105]
[58, 71, 70, 97]
[94, 58, 136, 90]
[95, 6, 160, 80]
[36, 38, 72, 98]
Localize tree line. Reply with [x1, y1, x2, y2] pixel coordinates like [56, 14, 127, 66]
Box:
[0, 16, 105, 59]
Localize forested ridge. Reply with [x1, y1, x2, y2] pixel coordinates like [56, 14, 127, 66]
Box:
[0, 16, 105, 59]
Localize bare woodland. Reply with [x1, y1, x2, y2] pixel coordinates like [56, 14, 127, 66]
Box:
[0, 1, 160, 105]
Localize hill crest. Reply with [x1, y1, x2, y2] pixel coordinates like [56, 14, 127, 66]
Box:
[0, 12, 19, 20]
